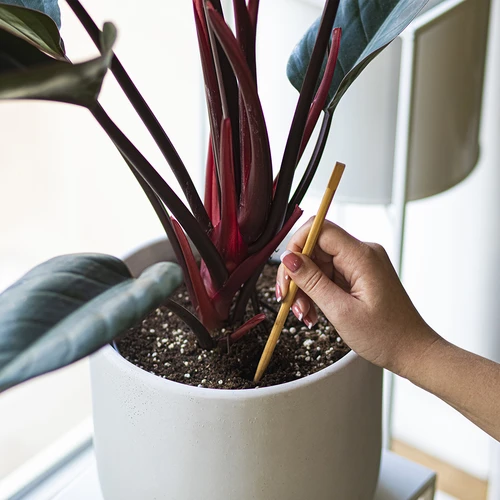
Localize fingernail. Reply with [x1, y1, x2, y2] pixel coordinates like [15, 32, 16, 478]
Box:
[292, 303, 304, 321]
[280, 250, 302, 272]
[275, 282, 282, 302]
[304, 317, 314, 329]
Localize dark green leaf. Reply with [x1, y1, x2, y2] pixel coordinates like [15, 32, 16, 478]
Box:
[0, 254, 131, 373]
[1, 0, 61, 28]
[287, 0, 429, 112]
[0, 26, 51, 72]
[0, 21, 116, 107]
[0, 4, 65, 60]
[0, 254, 183, 392]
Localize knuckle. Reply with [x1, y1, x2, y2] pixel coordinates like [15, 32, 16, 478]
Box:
[302, 268, 328, 296]
[365, 242, 390, 264]
[360, 242, 381, 261]
[366, 242, 385, 255]
[347, 242, 379, 272]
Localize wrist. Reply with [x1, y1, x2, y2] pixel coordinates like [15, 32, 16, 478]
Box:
[392, 324, 443, 380]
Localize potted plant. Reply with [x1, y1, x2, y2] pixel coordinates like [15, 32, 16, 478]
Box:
[0, 0, 429, 498]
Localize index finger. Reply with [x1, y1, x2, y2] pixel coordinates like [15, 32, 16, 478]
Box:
[288, 219, 367, 279]
[287, 219, 362, 257]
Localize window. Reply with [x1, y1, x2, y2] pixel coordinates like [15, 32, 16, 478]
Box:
[0, 1, 204, 488]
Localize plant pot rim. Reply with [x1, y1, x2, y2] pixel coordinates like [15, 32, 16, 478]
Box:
[101, 343, 359, 399]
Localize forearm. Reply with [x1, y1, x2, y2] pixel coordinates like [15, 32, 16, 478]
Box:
[400, 333, 500, 441]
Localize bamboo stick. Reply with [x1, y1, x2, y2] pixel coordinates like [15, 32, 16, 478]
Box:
[254, 162, 345, 383]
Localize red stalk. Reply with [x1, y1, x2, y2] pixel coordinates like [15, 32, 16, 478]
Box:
[239, 100, 252, 201]
[215, 118, 247, 271]
[207, 5, 273, 244]
[299, 28, 341, 160]
[233, 0, 255, 196]
[211, 205, 303, 317]
[193, 0, 223, 167]
[247, 0, 260, 32]
[233, 0, 256, 81]
[171, 218, 222, 330]
[251, 0, 340, 253]
[204, 139, 220, 226]
[232, 1, 254, 207]
[224, 313, 266, 346]
[200, 118, 248, 302]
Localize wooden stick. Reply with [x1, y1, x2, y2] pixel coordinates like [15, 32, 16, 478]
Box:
[254, 162, 345, 383]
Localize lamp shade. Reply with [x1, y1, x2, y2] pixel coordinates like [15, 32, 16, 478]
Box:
[258, 0, 491, 205]
[405, 0, 490, 201]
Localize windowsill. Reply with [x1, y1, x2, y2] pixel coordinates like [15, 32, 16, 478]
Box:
[4, 440, 436, 500]
[0, 419, 92, 500]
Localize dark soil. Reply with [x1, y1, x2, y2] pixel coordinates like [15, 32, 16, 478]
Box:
[117, 264, 350, 389]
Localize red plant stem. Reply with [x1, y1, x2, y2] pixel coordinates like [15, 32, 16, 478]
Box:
[219, 118, 238, 221]
[287, 111, 333, 217]
[207, 5, 273, 244]
[217, 118, 246, 270]
[233, 0, 256, 198]
[171, 219, 222, 330]
[246, 0, 260, 84]
[121, 155, 178, 250]
[250, 0, 340, 253]
[239, 97, 252, 200]
[225, 313, 266, 346]
[91, 104, 228, 289]
[205, 2, 230, 120]
[193, 0, 223, 170]
[233, 0, 256, 81]
[204, 2, 242, 202]
[126, 162, 196, 306]
[247, 0, 260, 32]
[204, 139, 221, 226]
[212, 205, 303, 312]
[298, 28, 341, 160]
[128, 170, 215, 348]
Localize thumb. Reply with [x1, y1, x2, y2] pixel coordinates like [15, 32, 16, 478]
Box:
[280, 251, 352, 323]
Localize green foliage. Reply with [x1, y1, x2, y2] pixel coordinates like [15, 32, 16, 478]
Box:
[0, 254, 183, 392]
[0, 16, 116, 107]
[1, 0, 60, 28]
[0, 3, 65, 60]
[287, 0, 429, 112]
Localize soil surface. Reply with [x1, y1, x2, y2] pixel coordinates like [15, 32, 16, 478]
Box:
[117, 264, 350, 389]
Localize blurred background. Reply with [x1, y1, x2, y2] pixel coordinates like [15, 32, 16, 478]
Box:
[0, 0, 499, 498]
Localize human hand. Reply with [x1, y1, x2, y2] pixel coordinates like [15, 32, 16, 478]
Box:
[276, 219, 439, 376]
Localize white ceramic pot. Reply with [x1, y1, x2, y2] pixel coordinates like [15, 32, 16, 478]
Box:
[90, 239, 383, 500]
